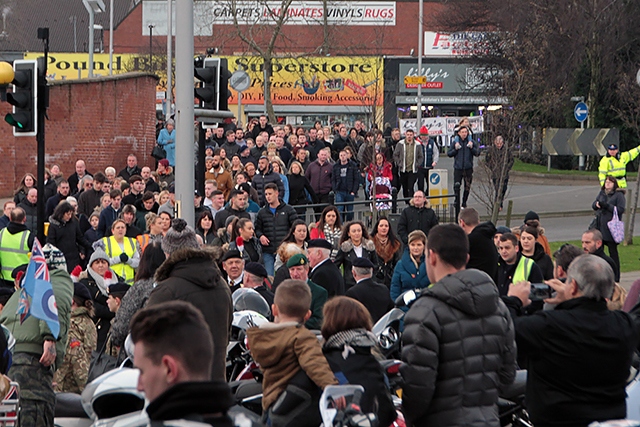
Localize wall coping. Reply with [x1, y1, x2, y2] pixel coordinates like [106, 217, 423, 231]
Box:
[48, 71, 159, 86]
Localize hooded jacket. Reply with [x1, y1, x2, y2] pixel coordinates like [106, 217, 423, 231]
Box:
[523, 242, 554, 280]
[0, 268, 73, 369]
[247, 322, 337, 410]
[148, 247, 232, 382]
[334, 239, 378, 291]
[46, 216, 91, 273]
[253, 165, 285, 207]
[467, 221, 498, 281]
[401, 269, 517, 427]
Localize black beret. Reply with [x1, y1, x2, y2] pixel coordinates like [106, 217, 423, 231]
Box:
[245, 262, 268, 278]
[221, 250, 243, 262]
[352, 257, 375, 269]
[108, 282, 130, 296]
[11, 264, 28, 279]
[74, 282, 92, 301]
[307, 239, 332, 250]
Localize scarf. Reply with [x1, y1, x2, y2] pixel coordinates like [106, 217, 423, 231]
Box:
[324, 328, 377, 360]
[324, 224, 342, 249]
[374, 234, 401, 263]
[88, 266, 110, 296]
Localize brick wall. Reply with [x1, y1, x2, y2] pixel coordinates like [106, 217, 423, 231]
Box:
[0, 72, 158, 197]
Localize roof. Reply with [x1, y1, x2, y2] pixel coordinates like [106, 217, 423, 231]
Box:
[0, 0, 138, 53]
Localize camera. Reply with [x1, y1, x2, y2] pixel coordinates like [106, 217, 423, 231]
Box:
[529, 283, 553, 301]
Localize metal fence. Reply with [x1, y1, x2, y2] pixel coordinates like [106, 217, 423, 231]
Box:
[291, 191, 458, 233]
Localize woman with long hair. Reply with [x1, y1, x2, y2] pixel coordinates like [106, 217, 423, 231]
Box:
[228, 217, 262, 264]
[47, 201, 92, 273]
[230, 154, 245, 179]
[370, 217, 402, 288]
[321, 297, 396, 427]
[520, 226, 554, 280]
[593, 175, 626, 280]
[13, 173, 37, 204]
[158, 211, 173, 235]
[274, 220, 309, 271]
[390, 230, 430, 301]
[309, 205, 342, 259]
[335, 220, 378, 291]
[271, 158, 290, 203]
[287, 161, 317, 214]
[109, 241, 166, 348]
[195, 210, 216, 246]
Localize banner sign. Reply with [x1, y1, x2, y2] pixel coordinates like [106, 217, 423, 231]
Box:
[423, 31, 490, 57]
[399, 63, 486, 93]
[143, 0, 396, 35]
[399, 116, 484, 137]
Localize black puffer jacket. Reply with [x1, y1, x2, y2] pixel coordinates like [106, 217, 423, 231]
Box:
[401, 269, 517, 427]
[252, 166, 285, 207]
[46, 216, 92, 272]
[254, 201, 298, 254]
[396, 204, 439, 244]
[148, 247, 232, 382]
[467, 221, 498, 281]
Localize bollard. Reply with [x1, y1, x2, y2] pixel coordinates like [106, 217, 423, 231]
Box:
[391, 187, 398, 214]
[505, 200, 514, 228]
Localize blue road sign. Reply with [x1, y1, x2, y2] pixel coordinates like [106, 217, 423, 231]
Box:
[574, 102, 588, 123]
[430, 173, 441, 185]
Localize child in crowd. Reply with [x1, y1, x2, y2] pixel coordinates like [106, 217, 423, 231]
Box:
[85, 212, 101, 245]
[247, 279, 338, 426]
[105, 282, 130, 357]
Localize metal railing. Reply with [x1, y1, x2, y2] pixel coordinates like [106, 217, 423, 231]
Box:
[290, 189, 457, 231]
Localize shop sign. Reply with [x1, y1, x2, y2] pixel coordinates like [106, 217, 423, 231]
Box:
[423, 31, 491, 57]
[399, 63, 485, 93]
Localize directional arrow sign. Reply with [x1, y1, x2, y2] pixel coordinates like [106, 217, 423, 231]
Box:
[574, 101, 588, 123]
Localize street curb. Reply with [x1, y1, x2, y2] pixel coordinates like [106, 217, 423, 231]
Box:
[493, 209, 594, 222]
[510, 171, 597, 185]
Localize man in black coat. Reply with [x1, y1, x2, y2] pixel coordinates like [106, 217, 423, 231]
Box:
[45, 180, 71, 218]
[458, 208, 498, 281]
[214, 189, 251, 231]
[242, 262, 275, 309]
[397, 191, 439, 245]
[254, 183, 297, 276]
[308, 239, 345, 297]
[345, 258, 393, 323]
[582, 229, 619, 282]
[118, 154, 143, 182]
[506, 255, 640, 427]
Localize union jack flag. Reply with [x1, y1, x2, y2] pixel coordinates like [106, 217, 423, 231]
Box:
[16, 239, 59, 338]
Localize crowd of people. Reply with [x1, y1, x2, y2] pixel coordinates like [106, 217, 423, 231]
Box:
[0, 114, 637, 427]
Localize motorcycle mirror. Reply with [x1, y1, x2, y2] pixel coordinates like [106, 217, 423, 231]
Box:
[124, 334, 135, 361]
[395, 289, 417, 307]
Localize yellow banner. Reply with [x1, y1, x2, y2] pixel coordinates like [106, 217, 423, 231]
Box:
[24, 53, 384, 107]
[225, 56, 383, 106]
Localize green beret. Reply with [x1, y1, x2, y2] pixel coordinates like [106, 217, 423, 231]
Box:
[286, 253, 309, 269]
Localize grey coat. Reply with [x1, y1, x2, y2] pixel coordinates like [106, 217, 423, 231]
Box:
[400, 268, 517, 427]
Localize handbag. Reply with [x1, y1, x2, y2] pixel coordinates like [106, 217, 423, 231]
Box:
[151, 144, 166, 160]
[607, 206, 625, 244]
[87, 339, 118, 383]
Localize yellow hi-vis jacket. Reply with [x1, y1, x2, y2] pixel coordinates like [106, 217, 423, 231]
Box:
[0, 228, 30, 281]
[598, 146, 640, 188]
[513, 256, 534, 285]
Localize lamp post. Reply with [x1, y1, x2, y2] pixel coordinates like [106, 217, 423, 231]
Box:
[109, 0, 113, 75]
[166, 0, 173, 117]
[415, 0, 423, 133]
[82, 0, 105, 78]
[148, 24, 155, 73]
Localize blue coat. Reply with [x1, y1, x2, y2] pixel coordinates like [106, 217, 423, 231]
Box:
[390, 249, 430, 301]
[157, 128, 176, 167]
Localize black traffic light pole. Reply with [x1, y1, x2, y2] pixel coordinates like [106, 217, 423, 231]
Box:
[36, 28, 49, 243]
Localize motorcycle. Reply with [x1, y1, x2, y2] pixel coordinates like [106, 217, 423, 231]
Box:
[372, 290, 418, 360]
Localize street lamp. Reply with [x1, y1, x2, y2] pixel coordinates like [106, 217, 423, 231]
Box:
[82, 0, 105, 78]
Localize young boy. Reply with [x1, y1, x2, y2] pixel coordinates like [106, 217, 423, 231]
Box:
[247, 279, 338, 425]
[107, 282, 130, 314]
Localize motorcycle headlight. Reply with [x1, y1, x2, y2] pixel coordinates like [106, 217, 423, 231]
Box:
[379, 326, 398, 350]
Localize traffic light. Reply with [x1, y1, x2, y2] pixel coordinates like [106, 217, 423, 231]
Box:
[5, 60, 37, 136]
[194, 57, 231, 111]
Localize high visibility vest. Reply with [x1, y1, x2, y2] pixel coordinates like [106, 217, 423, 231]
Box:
[136, 234, 151, 254]
[598, 147, 640, 188]
[513, 256, 533, 285]
[0, 228, 30, 281]
[103, 236, 137, 283]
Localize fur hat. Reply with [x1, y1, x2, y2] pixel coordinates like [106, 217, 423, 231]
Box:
[162, 218, 200, 254]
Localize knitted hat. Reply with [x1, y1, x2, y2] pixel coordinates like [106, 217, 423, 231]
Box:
[42, 243, 68, 272]
[524, 211, 539, 223]
[89, 247, 110, 267]
[162, 218, 200, 255]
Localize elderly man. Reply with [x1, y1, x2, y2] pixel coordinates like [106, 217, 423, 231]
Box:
[242, 262, 274, 307]
[345, 257, 393, 323]
[307, 239, 344, 297]
[221, 250, 245, 293]
[508, 255, 640, 427]
[287, 253, 327, 330]
[118, 154, 142, 182]
[67, 159, 91, 194]
[18, 188, 38, 233]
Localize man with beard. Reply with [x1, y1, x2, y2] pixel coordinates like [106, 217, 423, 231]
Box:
[208, 155, 234, 200]
[306, 127, 324, 161]
[249, 114, 274, 139]
[331, 125, 350, 161]
[252, 157, 284, 206]
[214, 189, 251, 230]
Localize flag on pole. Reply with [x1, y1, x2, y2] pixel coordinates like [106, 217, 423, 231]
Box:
[16, 238, 59, 339]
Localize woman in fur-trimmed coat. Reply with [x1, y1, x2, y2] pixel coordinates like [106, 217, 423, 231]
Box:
[334, 220, 378, 292]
